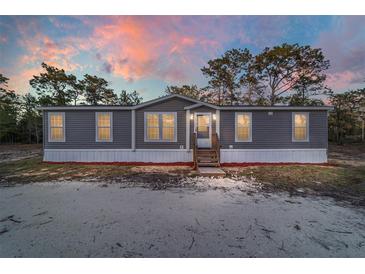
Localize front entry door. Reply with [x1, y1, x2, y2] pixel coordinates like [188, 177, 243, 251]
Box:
[195, 113, 212, 148]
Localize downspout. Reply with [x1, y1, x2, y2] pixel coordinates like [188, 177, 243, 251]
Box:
[186, 109, 190, 151]
[131, 109, 136, 151]
[216, 110, 220, 138]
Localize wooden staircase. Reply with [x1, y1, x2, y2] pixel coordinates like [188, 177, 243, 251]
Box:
[196, 149, 220, 167]
[193, 133, 221, 169]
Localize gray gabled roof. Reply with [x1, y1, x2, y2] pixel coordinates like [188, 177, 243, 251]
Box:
[133, 94, 219, 110]
[38, 93, 333, 111]
[38, 94, 219, 111]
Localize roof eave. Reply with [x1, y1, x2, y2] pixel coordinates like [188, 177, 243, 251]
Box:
[133, 94, 219, 110]
[218, 106, 334, 111]
[37, 106, 134, 111]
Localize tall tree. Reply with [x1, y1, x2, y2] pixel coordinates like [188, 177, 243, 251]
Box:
[329, 88, 365, 144]
[81, 74, 115, 105]
[202, 48, 252, 105]
[68, 76, 84, 106]
[103, 89, 119, 105]
[0, 74, 17, 109]
[118, 90, 143, 106]
[30, 63, 76, 106]
[165, 85, 201, 100]
[129, 90, 143, 105]
[18, 93, 42, 144]
[0, 74, 19, 143]
[0, 74, 10, 107]
[119, 90, 132, 105]
[249, 43, 330, 105]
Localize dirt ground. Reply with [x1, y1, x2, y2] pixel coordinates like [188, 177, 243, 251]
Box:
[0, 143, 364, 257]
[0, 143, 365, 204]
[0, 180, 364, 258]
[0, 144, 42, 163]
[328, 143, 365, 166]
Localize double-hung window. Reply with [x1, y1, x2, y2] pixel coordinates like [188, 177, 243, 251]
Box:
[145, 112, 177, 142]
[48, 112, 65, 142]
[96, 112, 112, 142]
[235, 112, 252, 142]
[292, 112, 309, 142]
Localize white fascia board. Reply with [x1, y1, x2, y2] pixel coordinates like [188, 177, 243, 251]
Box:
[133, 94, 219, 110]
[218, 106, 334, 111]
[38, 106, 134, 111]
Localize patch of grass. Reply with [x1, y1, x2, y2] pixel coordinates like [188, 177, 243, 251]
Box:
[225, 164, 365, 201]
[0, 156, 135, 184]
[0, 157, 194, 184]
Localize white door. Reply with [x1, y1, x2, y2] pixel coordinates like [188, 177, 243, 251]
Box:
[195, 113, 211, 148]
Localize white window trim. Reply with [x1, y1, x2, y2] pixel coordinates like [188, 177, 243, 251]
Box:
[48, 112, 65, 143]
[292, 112, 309, 142]
[95, 112, 113, 142]
[144, 112, 177, 142]
[235, 112, 252, 142]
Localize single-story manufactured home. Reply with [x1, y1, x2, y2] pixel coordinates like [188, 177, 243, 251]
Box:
[39, 94, 333, 166]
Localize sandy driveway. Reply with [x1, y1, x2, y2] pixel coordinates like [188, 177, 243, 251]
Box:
[0, 179, 364, 258]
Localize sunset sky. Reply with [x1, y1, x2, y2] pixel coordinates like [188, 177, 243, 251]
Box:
[0, 16, 364, 100]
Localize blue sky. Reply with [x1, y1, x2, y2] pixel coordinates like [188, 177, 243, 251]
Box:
[0, 16, 364, 100]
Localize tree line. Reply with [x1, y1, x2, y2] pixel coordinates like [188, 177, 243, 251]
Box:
[0, 63, 143, 144]
[166, 43, 331, 106]
[165, 43, 365, 144]
[0, 43, 364, 144]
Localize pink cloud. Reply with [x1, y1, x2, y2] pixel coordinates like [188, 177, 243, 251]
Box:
[7, 18, 82, 94]
[8, 18, 82, 94]
[8, 16, 253, 93]
[317, 17, 365, 91]
[79, 16, 236, 83]
[325, 70, 364, 90]
[7, 67, 42, 94]
[19, 34, 79, 71]
[0, 36, 7, 44]
[89, 17, 196, 82]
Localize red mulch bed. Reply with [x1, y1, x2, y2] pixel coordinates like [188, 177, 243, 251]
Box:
[43, 161, 334, 167]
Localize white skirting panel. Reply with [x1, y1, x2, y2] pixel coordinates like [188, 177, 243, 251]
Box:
[220, 149, 327, 163]
[44, 148, 327, 163]
[44, 149, 193, 163]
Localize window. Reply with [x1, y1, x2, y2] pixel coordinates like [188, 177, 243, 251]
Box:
[235, 112, 252, 142]
[96, 112, 112, 142]
[162, 113, 175, 141]
[146, 113, 160, 140]
[145, 112, 177, 142]
[293, 112, 309, 142]
[48, 112, 65, 142]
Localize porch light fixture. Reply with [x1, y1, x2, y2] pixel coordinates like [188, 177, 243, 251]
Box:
[213, 114, 216, 120]
[190, 114, 194, 120]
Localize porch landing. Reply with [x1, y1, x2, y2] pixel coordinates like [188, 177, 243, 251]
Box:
[197, 167, 226, 177]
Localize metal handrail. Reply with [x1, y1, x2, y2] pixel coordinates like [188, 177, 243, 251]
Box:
[212, 132, 221, 166]
[192, 132, 198, 169]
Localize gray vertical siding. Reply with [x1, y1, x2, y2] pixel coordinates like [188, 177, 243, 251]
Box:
[135, 97, 193, 149]
[43, 99, 328, 151]
[44, 110, 131, 149]
[219, 110, 328, 149]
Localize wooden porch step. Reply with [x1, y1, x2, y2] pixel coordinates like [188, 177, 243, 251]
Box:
[196, 148, 219, 167]
[197, 152, 217, 156]
[198, 158, 218, 162]
[197, 167, 225, 177]
[198, 160, 218, 164]
[197, 162, 220, 167]
[197, 155, 217, 159]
